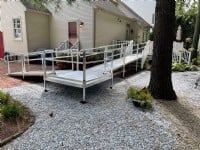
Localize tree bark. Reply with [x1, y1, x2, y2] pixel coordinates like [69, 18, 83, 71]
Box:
[148, 0, 177, 100]
[191, 0, 200, 59]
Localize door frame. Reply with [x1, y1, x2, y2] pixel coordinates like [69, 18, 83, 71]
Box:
[67, 19, 81, 43]
[0, 31, 4, 59]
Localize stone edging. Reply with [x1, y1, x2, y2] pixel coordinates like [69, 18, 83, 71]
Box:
[0, 109, 35, 147]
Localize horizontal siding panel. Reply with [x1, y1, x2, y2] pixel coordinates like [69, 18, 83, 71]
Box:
[48, 0, 94, 49]
[26, 12, 50, 52]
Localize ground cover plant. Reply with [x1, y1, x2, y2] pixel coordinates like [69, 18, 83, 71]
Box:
[127, 87, 153, 109]
[0, 90, 35, 146]
[172, 63, 198, 72]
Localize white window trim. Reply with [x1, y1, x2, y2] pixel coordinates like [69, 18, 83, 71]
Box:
[13, 17, 22, 41]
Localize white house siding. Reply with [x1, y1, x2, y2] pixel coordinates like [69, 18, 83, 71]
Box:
[1, 1, 28, 54]
[25, 11, 50, 52]
[136, 24, 144, 43]
[47, 0, 94, 49]
[95, 9, 137, 47]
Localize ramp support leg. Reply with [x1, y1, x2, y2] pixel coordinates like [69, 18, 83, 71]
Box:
[44, 79, 48, 92]
[80, 51, 87, 104]
[110, 75, 113, 89]
[80, 86, 87, 104]
[43, 51, 48, 92]
[122, 65, 125, 78]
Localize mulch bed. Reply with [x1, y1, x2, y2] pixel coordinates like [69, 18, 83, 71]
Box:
[0, 101, 35, 147]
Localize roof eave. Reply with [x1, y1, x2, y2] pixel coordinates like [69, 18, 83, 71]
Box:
[26, 9, 51, 16]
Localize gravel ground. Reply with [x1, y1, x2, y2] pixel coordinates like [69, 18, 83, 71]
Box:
[1, 71, 200, 150]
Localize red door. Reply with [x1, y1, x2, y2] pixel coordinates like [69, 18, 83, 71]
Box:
[68, 22, 77, 47]
[0, 32, 4, 59]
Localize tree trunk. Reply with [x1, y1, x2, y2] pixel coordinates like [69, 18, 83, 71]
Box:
[148, 0, 177, 100]
[191, 0, 200, 59]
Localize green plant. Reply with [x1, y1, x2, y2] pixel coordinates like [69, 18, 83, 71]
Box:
[191, 58, 200, 66]
[172, 63, 186, 72]
[127, 87, 153, 109]
[188, 65, 198, 71]
[0, 91, 11, 105]
[188, 47, 195, 52]
[172, 63, 198, 72]
[1, 104, 24, 119]
[149, 32, 154, 41]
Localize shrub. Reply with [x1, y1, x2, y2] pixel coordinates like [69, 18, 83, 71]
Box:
[1, 104, 24, 119]
[189, 65, 198, 71]
[191, 54, 200, 66]
[0, 91, 11, 105]
[172, 63, 186, 72]
[127, 87, 153, 109]
[149, 32, 154, 41]
[172, 63, 198, 72]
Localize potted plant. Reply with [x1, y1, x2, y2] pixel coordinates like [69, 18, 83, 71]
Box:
[127, 87, 153, 109]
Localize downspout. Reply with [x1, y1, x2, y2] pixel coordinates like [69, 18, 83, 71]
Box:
[25, 11, 29, 53]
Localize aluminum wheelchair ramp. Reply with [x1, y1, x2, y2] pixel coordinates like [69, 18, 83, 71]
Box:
[6, 41, 146, 102]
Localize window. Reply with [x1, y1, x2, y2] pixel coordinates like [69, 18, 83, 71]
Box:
[13, 18, 22, 40]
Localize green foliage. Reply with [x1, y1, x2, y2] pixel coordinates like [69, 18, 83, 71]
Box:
[1, 104, 24, 119]
[189, 47, 195, 52]
[172, 63, 186, 72]
[176, 0, 198, 41]
[127, 87, 153, 109]
[172, 63, 198, 71]
[0, 91, 11, 105]
[191, 58, 200, 65]
[149, 32, 154, 41]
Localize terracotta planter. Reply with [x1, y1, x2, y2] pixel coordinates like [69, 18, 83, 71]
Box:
[56, 63, 66, 70]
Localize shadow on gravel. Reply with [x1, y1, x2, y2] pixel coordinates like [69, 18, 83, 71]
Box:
[158, 99, 200, 142]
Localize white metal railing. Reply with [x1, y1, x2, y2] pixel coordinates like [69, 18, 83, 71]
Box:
[57, 40, 70, 50]
[4, 50, 55, 79]
[5, 40, 144, 77]
[56, 40, 80, 51]
[55, 40, 80, 57]
[172, 48, 191, 64]
[112, 40, 133, 46]
[70, 40, 80, 49]
[141, 41, 152, 69]
[141, 41, 192, 69]
[172, 42, 191, 64]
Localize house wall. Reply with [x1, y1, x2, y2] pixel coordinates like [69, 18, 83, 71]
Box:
[135, 24, 150, 43]
[95, 9, 138, 47]
[25, 11, 50, 52]
[1, 1, 28, 54]
[47, 0, 94, 49]
[136, 24, 144, 43]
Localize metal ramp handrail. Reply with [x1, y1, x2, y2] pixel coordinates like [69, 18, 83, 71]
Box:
[5, 40, 144, 76]
[70, 40, 80, 50]
[141, 41, 153, 69]
[112, 40, 134, 46]
[57, 40, 70, 51]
